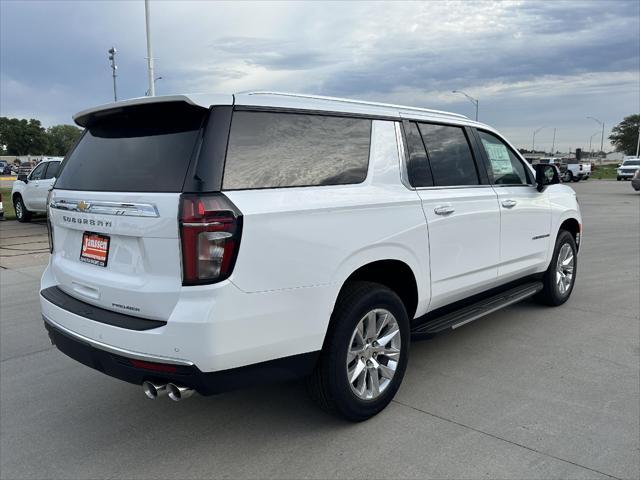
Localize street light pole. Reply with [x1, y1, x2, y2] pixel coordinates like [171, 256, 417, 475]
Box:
[145, 76, 163, 96]
[532, 126, 547, 152]
[108, 47, 118, 102]
[635, 126, 640, 158]
[589, 131, 600, 156]
[551, 128, 556, 155]
[452, 90, 479, 121]
[145, 0, 155, 97]
[587, 116, 605, 155]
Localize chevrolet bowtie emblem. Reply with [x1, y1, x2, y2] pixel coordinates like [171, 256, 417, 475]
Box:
[77, 201, 90, 212]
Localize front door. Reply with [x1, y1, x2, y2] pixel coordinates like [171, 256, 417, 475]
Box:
[475, 130, 551, 277]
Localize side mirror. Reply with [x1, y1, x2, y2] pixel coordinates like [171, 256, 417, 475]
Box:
[17, 173, 28, 183]
[534, 164, 560, 192]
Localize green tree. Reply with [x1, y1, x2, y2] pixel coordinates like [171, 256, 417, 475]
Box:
[609, 114, 640, 155]
[0, 117, 49, 155]
[46, 124, 82, 156]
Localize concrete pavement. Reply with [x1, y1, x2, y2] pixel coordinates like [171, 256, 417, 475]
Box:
[1, 180, 638, 479]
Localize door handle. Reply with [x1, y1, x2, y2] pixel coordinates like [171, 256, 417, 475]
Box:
[434, 205, 455, 216]
[501, 199, 517, 209]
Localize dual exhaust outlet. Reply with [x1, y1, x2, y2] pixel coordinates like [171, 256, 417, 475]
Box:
[142, 380, 194, 401]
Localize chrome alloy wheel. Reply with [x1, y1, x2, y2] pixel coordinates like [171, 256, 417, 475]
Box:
[346, 308, 401, 400]
[556, 243, 575, 296]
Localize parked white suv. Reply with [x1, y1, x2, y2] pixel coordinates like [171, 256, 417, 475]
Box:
[41, 93, 581, 420]
[12, 157, 63, 222]
[617, 158, 640, 181]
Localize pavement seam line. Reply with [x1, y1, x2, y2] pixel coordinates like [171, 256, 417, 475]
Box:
[391, 399, 623, 480]
[1, 346, 57, 363]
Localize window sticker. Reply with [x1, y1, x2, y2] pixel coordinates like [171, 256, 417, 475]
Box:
[482, 139, 512, 175]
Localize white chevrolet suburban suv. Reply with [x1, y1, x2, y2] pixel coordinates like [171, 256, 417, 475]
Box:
[41, 92, 581, 421]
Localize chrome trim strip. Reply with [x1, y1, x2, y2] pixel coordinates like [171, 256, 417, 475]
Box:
[50, 199, 159, 217]
[43, 315, 194, 366]
[182, 222, 222, 227]
[415, 185, 495, 191]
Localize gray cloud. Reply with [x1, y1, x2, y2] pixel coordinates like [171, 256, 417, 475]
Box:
[1, 0, 638, 151]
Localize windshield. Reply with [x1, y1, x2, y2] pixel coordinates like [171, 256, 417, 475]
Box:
[623, 160, 640, 166]
[55, 102, 207, 192]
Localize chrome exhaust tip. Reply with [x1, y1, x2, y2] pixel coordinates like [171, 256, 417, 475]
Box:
[142, 380, 167, 399]
[167, 383, 194, 401]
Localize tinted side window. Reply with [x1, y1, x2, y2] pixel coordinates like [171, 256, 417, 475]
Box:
[404, 121, 432, 187]
[478, 131, 529, 185]
[30, 163, 46, 180]
[418, 123, 479, 186]
[43, 161, 61, 179]
[223, 111, 371, 190]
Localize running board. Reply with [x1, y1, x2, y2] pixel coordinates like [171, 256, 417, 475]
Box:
[411, 281, 543, 338]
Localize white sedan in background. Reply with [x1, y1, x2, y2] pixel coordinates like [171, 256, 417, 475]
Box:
[11, 158, 62, 222]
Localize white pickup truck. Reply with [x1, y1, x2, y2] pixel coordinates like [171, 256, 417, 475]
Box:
[563, 160, 591, 182]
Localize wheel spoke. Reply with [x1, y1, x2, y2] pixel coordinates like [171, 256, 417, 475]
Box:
[369, 367, 380, 397]
[381, 347, 400, 359]
[562, 255, 573, 267]
[376, 312, 390, 337]
[349, 359, 366, 384]
[347, 346, 364, 363]
[364, 311, 377, 340]
[377, 326, 400, 347]
[378, 362, 395, 380]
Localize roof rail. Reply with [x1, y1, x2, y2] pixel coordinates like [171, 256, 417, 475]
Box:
[242, 91, 468, 119]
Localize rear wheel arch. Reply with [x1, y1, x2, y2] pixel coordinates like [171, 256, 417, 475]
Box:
[324, 260, 419, 349]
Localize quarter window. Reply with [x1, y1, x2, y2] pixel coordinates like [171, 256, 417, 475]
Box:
[404, 121, 432, 187]
[43, 161, 61, 179]
[477, 131, 529, 185]
[418, 123, 479, 186]
[223, 111, 371, 190]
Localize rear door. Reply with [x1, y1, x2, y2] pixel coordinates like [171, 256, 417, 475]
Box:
[404, 121, 500, 309]
[49, 102, 208, 321]
[474, 129, 551, 277]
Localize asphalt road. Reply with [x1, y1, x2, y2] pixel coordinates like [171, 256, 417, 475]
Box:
[1, 180, 638, 480]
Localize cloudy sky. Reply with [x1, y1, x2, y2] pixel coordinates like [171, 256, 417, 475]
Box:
[1, 0, 638, 151]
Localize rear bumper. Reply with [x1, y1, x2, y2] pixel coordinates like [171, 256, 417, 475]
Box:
[44, 315, 318, 395]
[40, 260, 333, 375]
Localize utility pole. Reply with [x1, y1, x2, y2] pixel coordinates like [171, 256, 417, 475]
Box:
[636, 126, 640, 158]
[452, 90, 479, 121]
[551, 128, 556, 155]
[108, 47, 118, 102]
[145, 0, 155, 97]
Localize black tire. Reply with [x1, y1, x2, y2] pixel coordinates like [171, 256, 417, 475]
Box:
[564, 172, 573, 183]
[14, 195, 32, 223]
[535, 230, 577, 306]
[307, 281, 410, 421]
[572, 176, 580, 182]
[617, 176, 621, 181]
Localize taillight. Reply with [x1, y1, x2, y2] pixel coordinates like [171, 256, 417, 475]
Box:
[579, 164, 583, 171]
[179, 193, 242, 285]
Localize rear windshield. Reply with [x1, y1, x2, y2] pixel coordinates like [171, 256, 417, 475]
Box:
[56, 103, 206, 192]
